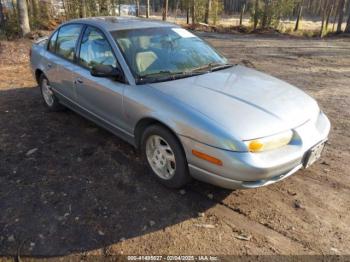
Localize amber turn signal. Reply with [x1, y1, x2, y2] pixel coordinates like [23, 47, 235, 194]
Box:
[248, 140, 264, 152]
[192, 150, 223, 166]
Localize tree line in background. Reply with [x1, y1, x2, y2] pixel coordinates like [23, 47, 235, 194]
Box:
[0, 0, 350, 39]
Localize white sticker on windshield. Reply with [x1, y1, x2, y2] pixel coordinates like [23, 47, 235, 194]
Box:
[172, 28, 196, 38]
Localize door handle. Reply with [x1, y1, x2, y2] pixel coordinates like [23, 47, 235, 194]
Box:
[47, 63, 52, 69]
[74, 78, 83, 84]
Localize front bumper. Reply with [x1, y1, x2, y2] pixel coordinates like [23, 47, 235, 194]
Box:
[189, 163, 303, 189]
[179, 111, 330, 189]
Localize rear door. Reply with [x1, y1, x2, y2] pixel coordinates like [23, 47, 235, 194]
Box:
[43, 30, 59, 88]
[73, 26, 127, 131]
[50, 24, 83, 101]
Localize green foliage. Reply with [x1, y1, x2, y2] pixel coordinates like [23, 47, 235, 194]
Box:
[251, 0, 299, 29]
[0, 9, 19, 39]
[0, 0, 347, 39]
[192, 0, 223, 24]
[193, 0, 208, 23]
[210, 0, 224, 25]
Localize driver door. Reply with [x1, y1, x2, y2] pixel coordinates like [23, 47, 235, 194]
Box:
[73, 26, 127, 131]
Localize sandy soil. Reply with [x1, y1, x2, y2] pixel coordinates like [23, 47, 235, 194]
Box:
[0, 33, 349, 258]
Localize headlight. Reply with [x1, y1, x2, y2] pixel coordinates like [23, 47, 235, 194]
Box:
[244, 130, 293, 152]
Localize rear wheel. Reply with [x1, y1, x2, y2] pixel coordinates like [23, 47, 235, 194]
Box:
[39, 74, 63, 111]
[142, 125, 191, 188]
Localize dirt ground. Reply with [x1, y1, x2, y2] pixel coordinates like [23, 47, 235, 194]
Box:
[0, 32, 349, 259]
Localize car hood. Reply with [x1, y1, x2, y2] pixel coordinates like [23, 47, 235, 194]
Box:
[148, 65, 319, 141]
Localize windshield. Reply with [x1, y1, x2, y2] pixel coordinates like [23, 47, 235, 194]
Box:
[111, 27, 230, 84]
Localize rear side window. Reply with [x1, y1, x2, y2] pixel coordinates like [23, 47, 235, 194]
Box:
[48, 30, 58, 52]
[56, 24, 82, 61]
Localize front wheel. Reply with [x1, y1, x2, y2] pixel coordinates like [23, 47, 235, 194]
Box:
[142, 125, 191, 188]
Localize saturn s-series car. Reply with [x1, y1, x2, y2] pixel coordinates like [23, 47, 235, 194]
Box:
[30, 17, 330, 189]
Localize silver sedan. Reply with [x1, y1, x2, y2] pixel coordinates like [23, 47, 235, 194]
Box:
[30, 17, 330, 189]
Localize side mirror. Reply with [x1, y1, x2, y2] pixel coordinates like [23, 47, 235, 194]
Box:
[91, 64, 123, 80]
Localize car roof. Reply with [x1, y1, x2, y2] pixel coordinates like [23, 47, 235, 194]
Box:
[66, 16, 179, 31]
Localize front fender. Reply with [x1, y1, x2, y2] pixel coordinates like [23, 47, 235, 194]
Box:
[123, 84, 246, 152]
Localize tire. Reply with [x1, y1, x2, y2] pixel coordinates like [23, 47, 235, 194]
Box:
[39, 74, 63, 111]
[141, 125, 192, 188]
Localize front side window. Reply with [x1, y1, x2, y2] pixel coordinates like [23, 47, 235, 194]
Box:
[78, 26, 117, 69]
[56, 24, 83, 61]
[48, 30, 58, 52]
[111, 27, 230, 83]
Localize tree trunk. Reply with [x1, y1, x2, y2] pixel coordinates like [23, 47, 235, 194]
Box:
[325, 0, 335, 30]
[28, 0, 33, 20]
[162, 0, 168, 21]
[80, 0, 87, 18]
[337, 0, 345, 32]
[11, 0, 17, 19]
[136, 0, 140, 16]
[204, 0, 211, 24]
[174, 0, 179, 21]
[61, 0, 68, 20]
[118, 0, 121, 16]
[0, 0, 5, 28]
[239, 3, 246, 26]
[294, 2, 303, 31]
[261, 0, 269, 29]
[346, 0, 350, 14]
[107, 0, 111, 16]
[32, 0, 39, 20]
[212, 0, 218, 25]
[111, 0, 116, 16]
[253, 0, 259, 30]
[320, 0, 328, 37]
[42, 1, 51, 20]
[191, 0, 195, 25]
[146, 0, 150, 18]
[345, 6, 350, 32]
[17, 0, 31, 37]
[332, 0, 338, 32]
[186, 2, 189, 24]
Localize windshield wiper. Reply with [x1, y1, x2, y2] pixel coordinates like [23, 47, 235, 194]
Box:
[136, 63, 234, 84]
[211, 63, 234, 72]
[192, 62, 234, 73]
[136, 70, 205, 84]
[139, 70, 179, 79]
